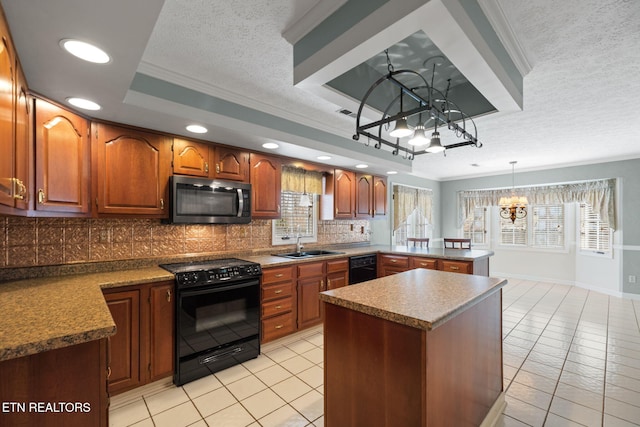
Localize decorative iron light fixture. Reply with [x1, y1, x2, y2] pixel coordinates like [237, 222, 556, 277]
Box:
[352, 51, 482, 159]
[499, 161, 528, 223]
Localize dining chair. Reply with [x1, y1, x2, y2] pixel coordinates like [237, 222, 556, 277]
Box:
[407, 237, 430, 248]
[443, 238, 471, 249]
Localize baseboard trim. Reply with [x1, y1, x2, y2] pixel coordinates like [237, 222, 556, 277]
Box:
[480, 392, 506, 427]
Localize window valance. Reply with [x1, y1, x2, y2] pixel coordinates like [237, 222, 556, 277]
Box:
[281, 166, 323, 194]
[393, 185, 433, 230]
[457, 178, 616, 230]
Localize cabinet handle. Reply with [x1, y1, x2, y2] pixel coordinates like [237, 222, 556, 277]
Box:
[420, 263, 427, 267]
[391, 259, 397, 263]
[274, 289, 283, 294]
[107, 366, 112, 379]
[12, 179, 26, 200]
[320, 280, 324, 290]
[449, 266, 460, 271]
[275, 324, 284, 330]
[204, 162, 209, 173]
[160, 198, 164, 209]
[327, 279, 331, 289]
[369, 209, 373, 216]
[38, 188, 45, 204]
[216, 163, 220, 174]
[166, 289, 171, 302]
[275, 305, 282, 309]
[335, 207, 338, 215]
[274, 273, 284, 278]
[277, 204, 281, 213]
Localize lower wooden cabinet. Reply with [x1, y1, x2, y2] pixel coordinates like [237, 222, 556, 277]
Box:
[440, 260, 472, 274]
[410, 257, 438, 270]
[261, 265, 296, 343]
[103, 280, 174, 395]
[382, 253, 487, 276]
[378, 254, 410, 277]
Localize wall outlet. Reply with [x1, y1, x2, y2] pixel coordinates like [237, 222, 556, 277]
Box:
[629, 275, 637, 284]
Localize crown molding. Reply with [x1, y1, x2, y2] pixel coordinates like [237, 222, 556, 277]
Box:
[478, 0, 532, 76]
[282, 0, 349, 44]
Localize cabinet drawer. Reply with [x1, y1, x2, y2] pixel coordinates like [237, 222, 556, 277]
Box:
[379, 254, 409, 268]
[410, 257, 438, 270]
[440, 260, 472, 274]
[326, 258, 348, 273]
[262, 282, 293, 302]
[297, 261, 324, 277]
[262, 266, 294, 285]
[262, 297, 293, 318]
[262, 312, 296, 343]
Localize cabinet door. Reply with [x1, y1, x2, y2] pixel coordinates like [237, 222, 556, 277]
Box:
[13, 66, 30, 210]
[334, 169, 355, 219]
[35, 99, 90, 213]
[250, 153, 281, 219]
[440, 260, 472, 274]
[104, 289, 141, 394]
[297, 276, 323, 329]
[327, 271, 348, 290]
[374, 176, 387, 217]
[172, 138, 211, 177]
[410, 257, 438, 270]
[148, 282, 175, 382]
[93, 123, 170, 216]
[355, 173, 373, 218]
[0, 30, 15, 208]
[214, 146, 249, 182]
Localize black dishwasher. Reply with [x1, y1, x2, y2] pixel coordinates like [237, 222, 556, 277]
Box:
[349, 254, 377, 284]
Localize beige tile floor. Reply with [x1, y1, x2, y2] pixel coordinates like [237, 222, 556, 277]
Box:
[109, 278, 640, 426]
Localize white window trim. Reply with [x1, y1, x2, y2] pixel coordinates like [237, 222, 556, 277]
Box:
[271, 193, 318, 246]
[494, 205, 570, 254]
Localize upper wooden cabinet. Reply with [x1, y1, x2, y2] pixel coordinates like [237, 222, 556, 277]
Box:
[13, 63, 30, 211]
[355, 173, 373, 218]
[0, 18, 29, 211]
[334, 169, 356, 219]
[214, 146, 249, 182]
[250, 153, 281, 219]
[34, 99, 90, 214]
[92, 123, 171, 217]
[172, 138, 212, 178]
[373, 175, 387, 217]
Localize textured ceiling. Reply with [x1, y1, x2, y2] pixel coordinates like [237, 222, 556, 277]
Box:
[3, 0, 640, 180]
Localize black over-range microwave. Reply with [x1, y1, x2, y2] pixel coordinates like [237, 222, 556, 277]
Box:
[166, 176, 251, 224]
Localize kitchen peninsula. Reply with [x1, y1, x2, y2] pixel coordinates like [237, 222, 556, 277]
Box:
[320, 268, 507, 427]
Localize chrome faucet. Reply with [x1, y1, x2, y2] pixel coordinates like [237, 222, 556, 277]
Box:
[296, 233, 304, 254]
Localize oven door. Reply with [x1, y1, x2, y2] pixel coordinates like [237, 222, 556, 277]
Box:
[175, 279, 260, 385]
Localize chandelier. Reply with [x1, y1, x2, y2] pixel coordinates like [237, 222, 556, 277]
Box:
[499, 161, 528, 223]
[352, 52, 483, 160]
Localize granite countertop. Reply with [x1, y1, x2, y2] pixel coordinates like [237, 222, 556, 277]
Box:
[0, 245, 495, 362]
[0, 267, 173, 362]
[320, 268, 507, 331]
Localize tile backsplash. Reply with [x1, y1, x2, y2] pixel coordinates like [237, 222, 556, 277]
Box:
[0, 217, 370, 269]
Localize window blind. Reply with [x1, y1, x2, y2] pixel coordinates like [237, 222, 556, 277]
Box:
[532, 205, 564, 248]
[580, 203, 611, 252]
[273, 191, 316, 241]
[463, 207, 487, 245]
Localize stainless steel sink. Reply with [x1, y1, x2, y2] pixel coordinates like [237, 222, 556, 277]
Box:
[274, 250, 345, 259]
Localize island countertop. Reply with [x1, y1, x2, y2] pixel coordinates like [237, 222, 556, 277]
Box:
[320, 268, 507, 331]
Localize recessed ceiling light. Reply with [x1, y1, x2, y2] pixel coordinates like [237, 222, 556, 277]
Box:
[355, 164, 368, 169]
[317, 155, 331, 160]
[60, 39, 110, 64]
[262, 142, 279, 149]
[471, 163, 480, 167]
[186, 125, 208, 134]
[386, 171, 398, 175]
[67, 97, 101, 111]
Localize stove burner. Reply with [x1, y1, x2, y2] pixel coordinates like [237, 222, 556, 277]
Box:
[160, 258, 261, 288]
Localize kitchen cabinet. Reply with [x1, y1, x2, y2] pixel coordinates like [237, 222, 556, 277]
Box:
[261, 265, 296, 343]
[378, 253, 410, 277]
[172, 137, 212, 177]
[0, 339, 108, 427]
[92, 123, 171, 217]
[410, 256, 438, 270]
[34, 98, 91, 214]
[250, 153, 281, 219]
[297, 261, 324, 329]
[326, 258, 349, 290]
[334, 169, 356, 219]
[297, 258, 349, 329]
[103, 280, 175, 395]
[373, 175, 387, 217]
[0, 18, 29, 211]
[214, 146, 250, 182]
[355, 173, 373, 218]
[440, 259, 473, 274]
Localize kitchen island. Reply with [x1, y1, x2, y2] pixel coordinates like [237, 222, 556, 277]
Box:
[320, 268, 507, 427]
